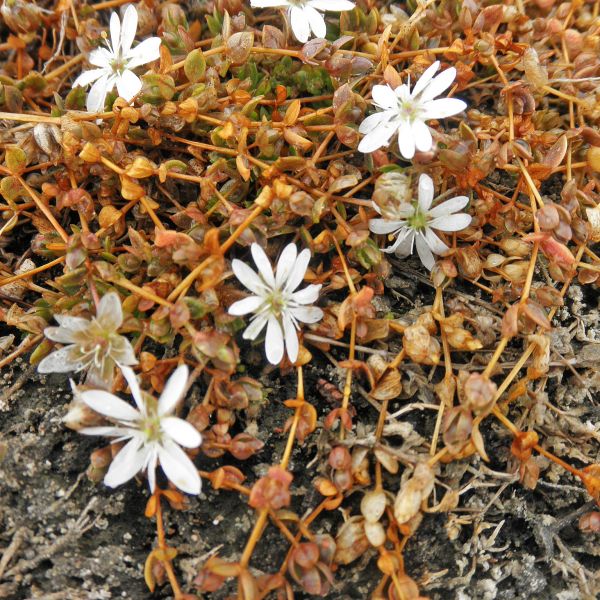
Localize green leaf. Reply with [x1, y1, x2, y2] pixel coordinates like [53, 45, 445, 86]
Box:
[184, 49, 206, 83]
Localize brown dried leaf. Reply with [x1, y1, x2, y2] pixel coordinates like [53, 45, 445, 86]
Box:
[226, 31, 254, 65]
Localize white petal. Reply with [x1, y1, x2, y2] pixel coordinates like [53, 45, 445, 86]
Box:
[79, 426, 128, 437]
[146, 449, 158, 492]
[422, 98, 467, 119]
[410, 61, 440, 98]
[54, 314, 91, 331]
[290, 5, 310, 43]
[304, 5, 326, 39]
[112, 338, 138, 366]
[251, 243, 276, 287]
[418, 174, 435, 212]
[397, 120, 415, 160]
[37, 346, 85, 373]
[161, 416, 202, 448]
[104, 438, 147, 488]
[243, 313, 269, 340]
[424, 228, 450, 255]
[359, 110, 395, 134]
[125, 37, 162, 69]
[308, 0, 355, 10]
[88, 47, 113, 68]
[120, 366, 145, 413]
[96, 292, 123, 331]
[81, 389, 140, 421]
[158, 440, 201, 495]
[73, 68, 107, 88]
[120, 5, 138, 55]
[358, 121, 398, 153]
[109, 11, 121, 54]
[420, 67, 457, 103]
[232, 259, 268, 295]
[428, 195, 469, 218]
[415, 233, 436, 270]
[290, 284, 321, 305]
[250, 0, 288, 5]
[369, 218, 405, 235]
[265, 315, 284, 364]
[395, 83, 411, 102]
[116, 69, 142, 102]
[275, 243, 297, 287]
[228, 295, 264, 316]
[158, 364, 188, 416]
[284, 248, 311, 293]
[290, 305, 323, 324]
[412, 120, 433, 153]
[429, 213, 471, 232]
[389, 229, 415, 257]
[282, 314, 299, 363]
[86, 75, 110, 113]
[372, 84, 398, 110]
[43, 326, 78, 344]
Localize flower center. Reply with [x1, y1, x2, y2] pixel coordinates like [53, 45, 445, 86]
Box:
[406, 204, 428, 231]
[110, 56, 127, 74]
[141, 413, 163, 443]
[399, 99, 422, 122]
[267, 289, 287, 318]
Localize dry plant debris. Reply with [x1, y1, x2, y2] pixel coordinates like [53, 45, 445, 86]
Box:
[0, 0, 600, 597]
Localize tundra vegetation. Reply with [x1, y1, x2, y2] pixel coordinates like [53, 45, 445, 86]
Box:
[0, 0, 599, 598]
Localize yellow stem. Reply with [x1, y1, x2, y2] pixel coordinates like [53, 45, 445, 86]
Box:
[17, 176, 69, 242]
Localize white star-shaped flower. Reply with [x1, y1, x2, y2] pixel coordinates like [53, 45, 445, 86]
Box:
[79, 365, 202, 495]
[369, 174, 472, 270]
[228, 242, 323, 364]
[73, 5, 161, 113]
[358, 61, 467, 159]
[250, 0, 355, 43]
[38, 292, 137, 389]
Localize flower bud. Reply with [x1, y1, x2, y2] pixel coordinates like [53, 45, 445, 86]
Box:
[328, 446, 351, 470]
[564, 28, 583, 56]
[579, 512, 600, 533]
[361, 489, 387, 523]
[537, 204, 560, 230]
[79, 142, 101, 163]
[1, 0, 42, 34]
[126, 157, 156, 179]
[462, 373, 497, 415]
[499, 238, 531, 257]
[364, 521, 386, 547]
[587, 146, 600, 172]
[443, 407, 473, 455]
[90, 446, 113, 469]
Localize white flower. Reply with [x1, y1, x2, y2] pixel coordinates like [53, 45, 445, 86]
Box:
[38, 292, 137, 389]
[358, 61, 467, 159]
[369, 173, 471, 270]
[73, 5, 161, 113]
[79, 365, 202, 495]
[250, 0, 355, 43]
[228, 242, 323, 365]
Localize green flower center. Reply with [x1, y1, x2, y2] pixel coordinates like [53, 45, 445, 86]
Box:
[406, 204, 428, 232]
[110, 57, 127, 74]
[399, 100, 422, 122]
[267, 289, 286, 318]
[141, 413, 163, 443]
